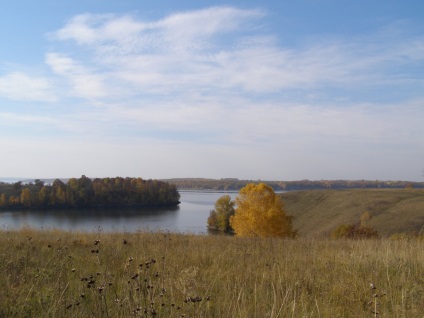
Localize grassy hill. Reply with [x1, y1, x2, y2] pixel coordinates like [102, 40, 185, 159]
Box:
[282, 189, 424, 237]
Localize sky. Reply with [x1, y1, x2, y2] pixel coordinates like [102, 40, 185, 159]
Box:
[0, 0, 423, 181]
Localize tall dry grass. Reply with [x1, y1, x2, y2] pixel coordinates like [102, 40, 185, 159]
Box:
[282, 189, 424, 237]
[0, 228, 423, 317]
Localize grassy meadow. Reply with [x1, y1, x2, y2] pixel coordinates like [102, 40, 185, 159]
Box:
[1, 228, 423, 317]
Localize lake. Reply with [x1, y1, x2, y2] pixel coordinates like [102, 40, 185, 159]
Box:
[0, 191, 238, 234]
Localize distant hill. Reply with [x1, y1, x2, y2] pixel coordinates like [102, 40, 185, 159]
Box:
[3, 177, 423, 190]
[163, 178, 424, 191]
[281, 189, 424, 237]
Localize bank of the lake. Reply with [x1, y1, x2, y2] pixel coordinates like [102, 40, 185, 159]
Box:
[1, 189, 423, 237]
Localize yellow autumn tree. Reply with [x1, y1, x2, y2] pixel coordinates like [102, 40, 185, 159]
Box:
[230, 183, 296, 238]
[0, 193, 7, 207]
[20, 188, 32, 208]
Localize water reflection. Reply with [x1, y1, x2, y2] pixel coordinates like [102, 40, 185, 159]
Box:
[1, 206, 180, 233]
[0, 191, 234, 233]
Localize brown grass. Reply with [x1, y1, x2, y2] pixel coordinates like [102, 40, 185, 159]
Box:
[0, 228, 423, 317]
[282, 189, 424, 237]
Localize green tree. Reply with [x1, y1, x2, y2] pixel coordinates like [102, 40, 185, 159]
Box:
[13, 181, 22, 195]
[230, 183, 296, 238]
[207, 210, 218, 229]
[51, 179, 67, 207]
[207, 195, 235, 232]
[34, 179, 44, 190]
[38, 186, 50, 207]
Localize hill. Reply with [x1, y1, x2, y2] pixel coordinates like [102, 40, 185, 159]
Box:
[282, 189, 424, 237]
[162, 178, 424, 191]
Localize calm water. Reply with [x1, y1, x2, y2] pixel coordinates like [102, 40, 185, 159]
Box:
[0, 191, 237, 234]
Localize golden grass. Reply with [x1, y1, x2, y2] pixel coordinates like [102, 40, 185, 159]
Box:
[0, 228, 423, 317]
[282, 189, 424, 237]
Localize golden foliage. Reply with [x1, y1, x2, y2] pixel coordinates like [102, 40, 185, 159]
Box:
[20, 188, 31, 207]
[0, 194, 6, 207]
[230, 183, 296, 238]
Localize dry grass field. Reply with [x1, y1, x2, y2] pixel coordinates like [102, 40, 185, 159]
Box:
[282, 189, 424, 237]
[1, 228, 423, 317]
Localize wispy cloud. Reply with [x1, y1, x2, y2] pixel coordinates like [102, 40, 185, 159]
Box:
[1, 5, 422, 180]
[45, 53, 108, 100]
[0, 72, 56, 102]
[46, 6, 424, 105]
[53, 7, 265, 50]
[39, 7, 424, 150]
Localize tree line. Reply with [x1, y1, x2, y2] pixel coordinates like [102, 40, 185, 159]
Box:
[0, 176, 180, 209]
[163, 178, 424, 191]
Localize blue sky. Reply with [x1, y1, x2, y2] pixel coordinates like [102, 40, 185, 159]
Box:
[0, 0, 423, 181]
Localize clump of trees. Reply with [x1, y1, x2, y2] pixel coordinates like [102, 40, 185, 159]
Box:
[207, 195, 235, 232]
[0, 176, 180, 209]
[207, 183, 296, 238]
[331, 224, 379, 239]
[331, 211, 379, 239]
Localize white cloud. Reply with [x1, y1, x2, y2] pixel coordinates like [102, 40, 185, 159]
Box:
[45, 53, 108, 99]
[54, 7, 264, 50]
[47, 7, 424, 104]
[2, 6, 421, 180]
[0, 72, 56, 102]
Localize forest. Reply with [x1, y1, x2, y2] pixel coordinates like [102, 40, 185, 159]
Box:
[0, 176, 180, 209]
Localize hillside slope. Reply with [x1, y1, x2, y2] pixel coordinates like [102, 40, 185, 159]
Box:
[281, 189, 424, 237]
